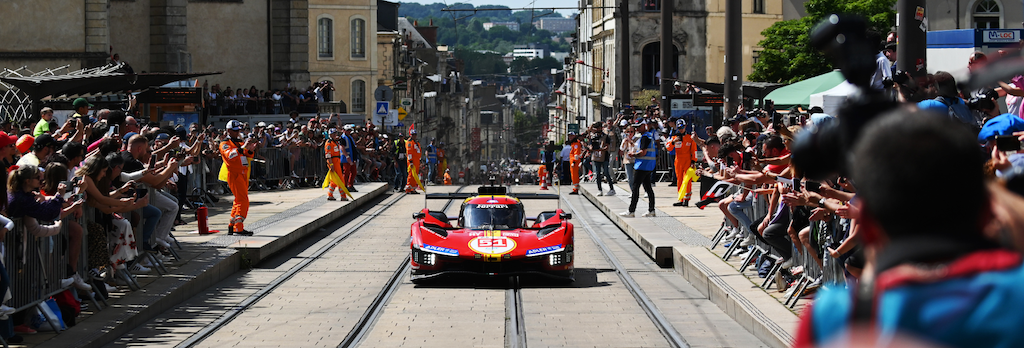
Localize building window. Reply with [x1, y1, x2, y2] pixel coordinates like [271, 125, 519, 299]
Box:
[351, 80, 366, 112]
[752, 50, 762, 66]
[973, 0, 1001, 29]
[351, 18, 366, 58]
[643, 0, 660, 11]
[318, 18, 333, 58]
[752, 0, 765, 14]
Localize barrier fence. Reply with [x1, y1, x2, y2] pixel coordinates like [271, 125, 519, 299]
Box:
[709, 188, 850, 309]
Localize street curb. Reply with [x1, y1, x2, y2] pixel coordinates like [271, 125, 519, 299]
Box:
[39, 184, 389, 348]
[233, 183, 390, 263]
[579, 187, 684, 266]
[579, 185, 795, 348]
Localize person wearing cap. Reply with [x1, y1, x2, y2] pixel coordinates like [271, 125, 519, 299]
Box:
[405, 126, 423, 193]
[443, 168, 452, 185]
[340, 124, 359, 191]
[33, 107, 54, 137]
[426, 138, 438, 184]
[17, 133, 61, 167]
[71, 98, 93, 119]
[621, 120, 657, 217]
[323, 128, 350, 201]
[219, 120, 257, 235]
[568, 132, 583, 194]
[0, 131, 19, 169]
[666, 120, 698, 206]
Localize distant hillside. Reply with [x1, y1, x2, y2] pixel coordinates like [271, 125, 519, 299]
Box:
[397, 2, 565, 24]
[397, 2, 572, 61]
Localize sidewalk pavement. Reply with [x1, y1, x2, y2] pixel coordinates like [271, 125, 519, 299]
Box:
[576, 181, 799, 348]
[32, 183, 389, 348]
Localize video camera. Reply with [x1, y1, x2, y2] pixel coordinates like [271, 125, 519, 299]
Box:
[790, 14, 900, 181]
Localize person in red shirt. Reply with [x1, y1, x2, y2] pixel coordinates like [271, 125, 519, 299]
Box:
[220, 120, 257, 235]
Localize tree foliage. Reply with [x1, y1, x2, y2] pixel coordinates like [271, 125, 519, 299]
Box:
[748, 0, 896, 83]
[399, 2, 573, 55]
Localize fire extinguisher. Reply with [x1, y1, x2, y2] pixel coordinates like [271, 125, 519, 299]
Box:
[197, 204, 210, 234]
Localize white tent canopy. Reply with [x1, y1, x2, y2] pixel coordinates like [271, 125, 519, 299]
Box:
[809, 81, 859, 116]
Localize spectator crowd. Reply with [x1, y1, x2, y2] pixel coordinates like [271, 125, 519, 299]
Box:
[542, 39, 1024, 348]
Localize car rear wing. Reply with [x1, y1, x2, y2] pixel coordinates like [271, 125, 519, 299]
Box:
[425, 185, 559, 200]
[424, 193, 560, 200]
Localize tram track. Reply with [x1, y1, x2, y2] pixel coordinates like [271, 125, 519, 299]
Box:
[505, 276, 527, 348]
[174, 186, 456, 348]
[336, 186, 467, 348]
[560, 194, 691, 348]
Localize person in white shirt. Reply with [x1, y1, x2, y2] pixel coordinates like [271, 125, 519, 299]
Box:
[870, 43, 896, 91]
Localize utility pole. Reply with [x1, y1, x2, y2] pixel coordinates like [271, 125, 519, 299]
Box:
[897, 0, 927, 79]
[619, 0, 631, 109]
[724, 0, 742, 117]
[659, 0, 674, 114]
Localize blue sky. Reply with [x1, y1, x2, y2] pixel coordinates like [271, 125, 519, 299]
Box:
[401, 0, 580, 18]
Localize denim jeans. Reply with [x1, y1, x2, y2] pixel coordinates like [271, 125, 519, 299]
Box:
[728, 195, 754, 234]
[624, 162, 635, 191]
[141, 204, 162, 249]
[594, 161, 613, 191]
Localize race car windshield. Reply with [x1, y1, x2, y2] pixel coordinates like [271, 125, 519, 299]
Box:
[462, 204, 525, 230]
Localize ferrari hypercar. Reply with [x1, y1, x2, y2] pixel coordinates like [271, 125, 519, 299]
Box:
[410, 186, 574, 282]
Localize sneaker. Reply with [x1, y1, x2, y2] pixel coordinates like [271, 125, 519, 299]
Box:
[14, 324, 36, 335]
[89, 268, 104, 281]
[569, 191, 579, 195]
[780, 258, 795, 270]
[153, 238, 170, 248]
[130, 264, 152, 274]
[291, 171, 299, 178]
[73, 274, 93, 291]
[0, 305, 15, 320]
[327, 196, 337, 201]
[734, 247, 750, 256]
[740, 236, 754, 247]
[104, 283, 118, 293]
[642, 211, 656, 217]
[643, 193, 649, 198]
[673, 201, 686, 206]
[597, 191, 604, 196]
[681, 201, 689, 207]
[619, 211, 635, 218]
[349, 187, 359, 192]
[61, 277, 74, 289]
[606, 190, 615, 196]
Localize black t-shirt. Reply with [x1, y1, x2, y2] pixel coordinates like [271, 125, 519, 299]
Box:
[588, 132, 610, 162]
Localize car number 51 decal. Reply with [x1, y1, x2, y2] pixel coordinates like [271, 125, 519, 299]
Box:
[469, 236, 516, 254]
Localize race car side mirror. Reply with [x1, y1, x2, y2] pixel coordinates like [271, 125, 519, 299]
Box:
[560, 213, 572, 220]
[413, 212, 425, 219]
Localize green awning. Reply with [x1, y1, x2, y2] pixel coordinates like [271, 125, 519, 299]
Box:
[764, 71, 846, 107]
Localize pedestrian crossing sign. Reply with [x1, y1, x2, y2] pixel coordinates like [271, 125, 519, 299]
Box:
[375, 101, 390, 116]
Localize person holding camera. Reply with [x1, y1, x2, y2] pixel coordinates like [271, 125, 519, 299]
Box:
[589, 122, 615, 196]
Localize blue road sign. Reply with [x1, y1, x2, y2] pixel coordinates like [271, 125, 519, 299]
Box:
[375, 101, 390, 116]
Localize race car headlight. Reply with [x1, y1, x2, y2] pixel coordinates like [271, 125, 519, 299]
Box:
[536, 225, 561, 239]
[548, 250, 572, 266]
[413, 248, 439, 265]
[421, 225, 448, 238]
[424, 253, 436, 265]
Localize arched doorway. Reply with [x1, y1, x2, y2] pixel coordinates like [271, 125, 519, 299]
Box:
[641, 42, 680, 88]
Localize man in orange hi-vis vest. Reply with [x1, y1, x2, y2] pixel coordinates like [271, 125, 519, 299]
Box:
[220, 120, 257, 235]
[568, 132, 583, 194]
[405, 125, 423, 194]
[324, 128, 349, 201]
[666, 121, 698, 206]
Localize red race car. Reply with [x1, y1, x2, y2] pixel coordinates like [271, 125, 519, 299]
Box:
[410, 186, 574, 283]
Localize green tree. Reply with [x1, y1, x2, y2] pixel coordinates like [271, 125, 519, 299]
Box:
[748, 0, 896, 83]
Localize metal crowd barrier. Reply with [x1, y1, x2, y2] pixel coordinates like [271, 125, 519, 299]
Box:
[709, 187, 852, 307]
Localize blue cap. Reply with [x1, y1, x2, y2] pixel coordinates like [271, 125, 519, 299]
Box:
[917, 100, 950, 115]
[123, 132, 138, 141]
[978, 113, 1024, 143]
[156, 133, 170, 140]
